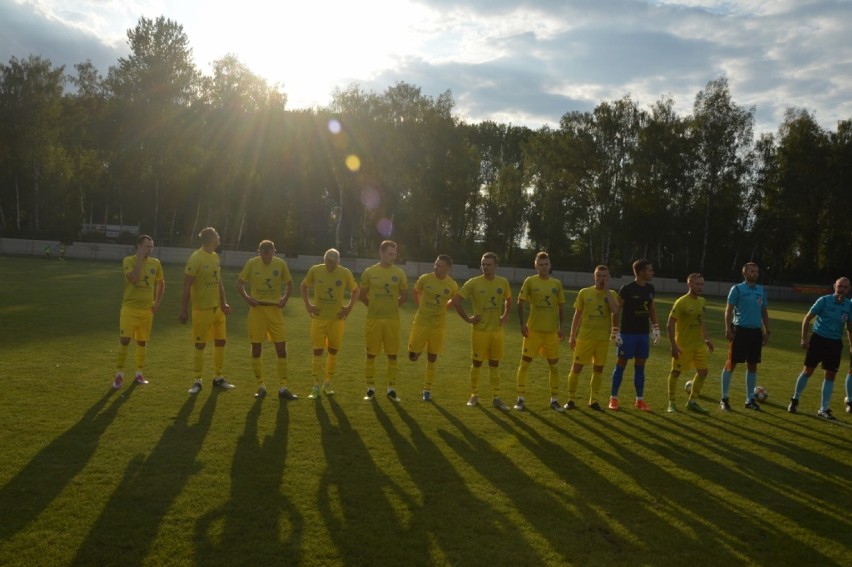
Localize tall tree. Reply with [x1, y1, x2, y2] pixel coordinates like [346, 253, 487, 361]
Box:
[690, 77, 755, 274]
[106, 16, 201, 239]
[0, 55, 66, 233]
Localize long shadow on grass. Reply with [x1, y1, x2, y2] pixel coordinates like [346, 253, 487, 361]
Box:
[70, 391, 219, 566]
[375, 401, 537, 565]
[571, 411, 846, 565]
[194, 399, 303, 564]
[432, 403, 670, 563]
[314, 398, 414, 566]
[0, 387, 132, 541]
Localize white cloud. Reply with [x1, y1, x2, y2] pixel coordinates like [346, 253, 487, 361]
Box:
[1, 0, 850, 133]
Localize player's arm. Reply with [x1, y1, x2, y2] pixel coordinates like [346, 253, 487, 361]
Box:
[649, 299, 661, 344]
[340, 284, 359, 318]
[452, 293, 479, 325]
[126, 251, 145, 284]
[557, 302, 565, 340]
[699, 314, 714, 353]
[218, 279, 231, 315]
[517, 299, 528, 336]
[568, 308, 582, 349]
[237, 278, 259, 307]
[761, 303, 771, 344]
[359, 281, 369, 306]
[800, 311, 816, 349]
[666, 313, 680, 358]
[279, 280, 293, 308]
[152, 277, 165, 314]
[607, 291, 621, 316]
[398, 286, 408, 306]
[500, 296, 512, 326]
[179, 274, 194, 323]
[300, 279, 320, 316]
[723, 303, 735, 341]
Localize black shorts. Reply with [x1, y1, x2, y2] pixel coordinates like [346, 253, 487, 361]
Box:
[728, 326, 763, 365]
[804, 332, 842, 372]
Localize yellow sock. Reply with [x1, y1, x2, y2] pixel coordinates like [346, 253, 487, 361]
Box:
[311, 355, 322, 381]
[424, 360, 436, 390]
[470, 365, 482, 395]
[116, 343, 129, 371]
[590, 371, 603, 404]
[691, 373, 706, 400]
[276, 357, 288, 388]
[548, 363, 559, 398]
[516, 359, 530, 397]
[489, 366, 500, 398]
[213, 345, 225, 376]
[325, 353, 337, 381]
[193, 348, 204, 380]
[567, 370, 579, 401]
[134, 344, 146, 372]
[365, 357, 376, 384]
[667, 373, 677, 401]
[251, 357, 263, 385]
[387, 358, 398, 387]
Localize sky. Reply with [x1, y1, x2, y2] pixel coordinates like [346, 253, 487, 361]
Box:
[1, 0, 851, 134]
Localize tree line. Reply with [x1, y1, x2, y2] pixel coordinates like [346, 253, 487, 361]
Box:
[1, 16, 849, 282]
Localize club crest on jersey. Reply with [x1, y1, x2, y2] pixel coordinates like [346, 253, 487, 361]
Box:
[497, 288, 503, 294]
[273, 270, 279, 276]
[391, 276, 398, 282]
[335, 280, 342, 287]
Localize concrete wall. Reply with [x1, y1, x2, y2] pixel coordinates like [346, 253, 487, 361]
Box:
[1, 237, 809, 301]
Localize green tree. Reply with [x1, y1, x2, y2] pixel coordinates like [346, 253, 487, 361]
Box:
[0, 55, 67, 234]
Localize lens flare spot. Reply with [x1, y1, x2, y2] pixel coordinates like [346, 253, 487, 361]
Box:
[376, 218, 393, 237]
[360, 187, 380, 210]
[345, 154, 361, 172]
[328, 119, 341, 134]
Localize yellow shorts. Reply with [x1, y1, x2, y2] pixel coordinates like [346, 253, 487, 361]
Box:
[522, 330, 560, 359]
[247, 305, 286, 343]
[311, 318, 345, 350]
[120, 306, 154, 341]
[192, 307, 227, 343]
[365, 319, 401, 356]
[671, 345, 708, 373]
[408, 323, 447, 355]
[573, 338, 610, 366]
[471, 329, 504, 362]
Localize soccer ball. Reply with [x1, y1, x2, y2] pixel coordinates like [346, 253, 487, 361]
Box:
[753, 386, 768, 403]
[684, 379, 694, 394]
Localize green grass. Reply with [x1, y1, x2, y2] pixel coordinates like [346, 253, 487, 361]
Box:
[1, 255, 850, 566]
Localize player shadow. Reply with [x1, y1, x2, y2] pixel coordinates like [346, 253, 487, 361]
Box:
[313, 397, 412, 566]
[70, 392, 218, 566]
[0, 387, 132, 541]
[433, 403, 661, 563]
[194, 398, 303, 564]
[372, 400, 537, 564]
[565, 410, 847, 564]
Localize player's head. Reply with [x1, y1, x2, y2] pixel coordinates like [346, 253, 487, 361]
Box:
[480, 252, 498, 277]
[686, 272, 704, 296]
[593, 265, 609, 289]
[136, 234, 153, 257]
[199, 227, 220, 250]
[534, 251, 551, 276]
[258, 240, 275, 264]
[379, 240, 398, 266]
[833, 277, 850, 299]
[741, 262, 759, 282]
[633, 258, 653, 281]
[434, 254, 453, 278]
[324, 248, 341, 269]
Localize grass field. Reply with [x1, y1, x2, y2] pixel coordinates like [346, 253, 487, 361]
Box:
[1, 255, 850, 567]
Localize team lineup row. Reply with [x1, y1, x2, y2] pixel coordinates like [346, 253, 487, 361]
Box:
[114, 229, 852, 420]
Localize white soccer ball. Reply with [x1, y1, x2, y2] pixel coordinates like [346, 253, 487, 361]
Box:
[753, 386, 768, 403]
[684, 379, 694, 394]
